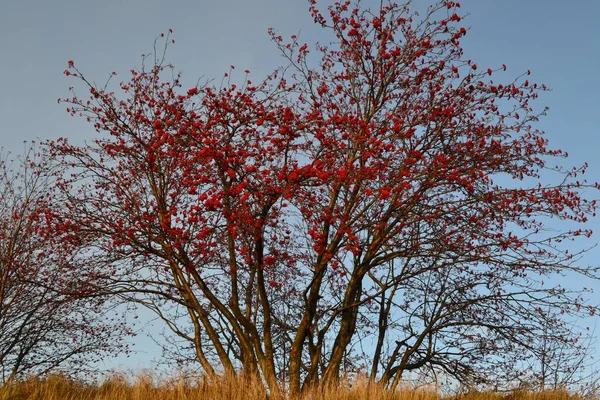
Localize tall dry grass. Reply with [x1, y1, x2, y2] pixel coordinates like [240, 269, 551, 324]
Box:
[0, 372, 583, 400]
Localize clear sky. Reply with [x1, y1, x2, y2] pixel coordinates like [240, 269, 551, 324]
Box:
[2, 0, 599, 374]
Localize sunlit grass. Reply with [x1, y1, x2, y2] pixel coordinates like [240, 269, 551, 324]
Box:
[0, 372, 584, 400]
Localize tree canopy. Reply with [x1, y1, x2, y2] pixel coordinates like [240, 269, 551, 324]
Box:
[45, 0, 599, 395]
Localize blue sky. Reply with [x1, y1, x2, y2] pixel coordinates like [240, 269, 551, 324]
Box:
[2, 0, 599, 373]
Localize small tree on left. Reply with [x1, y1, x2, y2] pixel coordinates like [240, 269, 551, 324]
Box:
[0, 145, 130, 383]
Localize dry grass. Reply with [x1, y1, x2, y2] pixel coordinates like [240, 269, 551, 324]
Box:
[0, 372, 583, 400]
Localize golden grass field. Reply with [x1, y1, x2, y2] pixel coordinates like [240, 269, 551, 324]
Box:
[0, 373, 584, 400]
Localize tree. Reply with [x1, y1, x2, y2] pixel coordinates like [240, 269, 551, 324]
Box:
[0, 145, 130, 383]
[52, 0, 599, 395]
[525, 316, 598, 392]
